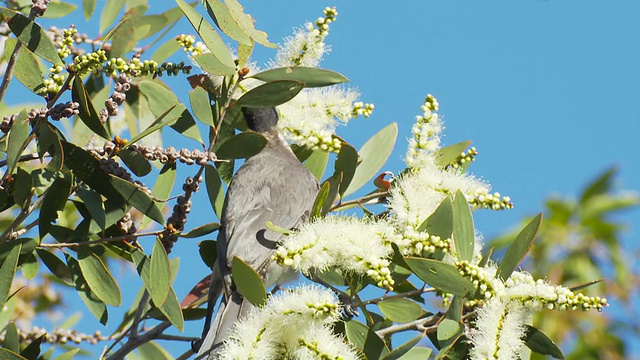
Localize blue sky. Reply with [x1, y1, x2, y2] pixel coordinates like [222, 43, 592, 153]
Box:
[5, 0, 639, 357]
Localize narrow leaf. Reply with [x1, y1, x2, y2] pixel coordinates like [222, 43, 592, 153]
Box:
[198, 240, 217, 269]
[52, 349, 80, 360]
[42, 2, 77, 18]
[232, 256, 267, 307]
[344, 123, 397, 196]
[82, 0, 96, 21]
[524, 325, 564, 359]
[110, 175, 164, 225]
[0, 348, 25, 359]
[36, 249, 73, 285]
[235, 81, 304, 108]
[180, 222, 220, 238]
[204, 0, 252, 45]
[497, 213, 542, 281]
[118, 149, 152, 176]
[452, 191, 474, 262]
[405, 257, 474, 297]
[223, 0, 275, 48]
[4, 322, 19, 352]
[6, 109, 29, 176]
[0, 244, 21, 309]
[6, 38, 44, 93]
[176, 0, 235, 70]
[378, 298, 423, 323]
[72, 76, 110, 140]
[334, 143, 359, 198]
[39, 172, 72, 239]
[205, 164, 225, 218]
[190, 87, 214, 127]
[345, 320, 390, 359]
[215, 132, 266, 159]
[250, 67, 349, 87]
[150, 238, 171, 307]
[21, 253, 38, 280]
[67, 255, 108, 324]
[1, 8, 64, 65]
[126, 104, 178, 147]
[141, 162, 176, 229]
[99, 0, 124, 33]
[304, 149, 329, 181]
[77, 248, 122, 306]
[156, 287, 185, 332]
[435, 141, 472, 168]
[77, 187, 106, 230]
[382, 335, 423, 360]
[420, 197, 453, 239]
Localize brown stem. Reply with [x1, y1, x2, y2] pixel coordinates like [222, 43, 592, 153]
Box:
[329, 191, 388, 213]
[375, 313, 442, 338]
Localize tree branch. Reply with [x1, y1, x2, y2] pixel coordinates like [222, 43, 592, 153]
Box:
[375, 313, 442, 338]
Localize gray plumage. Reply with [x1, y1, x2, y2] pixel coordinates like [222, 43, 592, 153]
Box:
[196, 107, 319, 359]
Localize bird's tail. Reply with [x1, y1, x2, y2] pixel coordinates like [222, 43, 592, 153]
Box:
[195, 273, 254, 359]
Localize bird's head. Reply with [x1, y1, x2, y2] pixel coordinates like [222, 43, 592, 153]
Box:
[241, 107, 278, 133]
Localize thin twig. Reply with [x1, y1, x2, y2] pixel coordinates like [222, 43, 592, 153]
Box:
[0, 153, 41, 168]
[363, 286, 437, 305]
[106, 321, 172, 360]
[375, 313, 442, 338]
[329, 191, 388, 212]
[38, 230, 163, 248]
[155, 334, 200, 342]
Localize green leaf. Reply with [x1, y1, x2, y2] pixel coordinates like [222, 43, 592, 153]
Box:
[198, 240, 217, 269]
[77, 248, 122, 306]
[378, 298, 422, 323]
[497, 213, 542, 281]
[0, 8, 64, 66]
[344, 123, 397, 196]
[5, 38, 44, 94]
[150, 239, 171, 307]
[21, 253, 38, 280]
[190, 87, 214, 127]
[42, 1, 77, 18]
[580, 167, 615, 205]
[0, 244, 21, 309]
[250, 67, 349, 87]
[205, 165, 225, 218]
[181, 222, 220, 238]
[191, 52, 236, 77]
[216, 132, 267, 159]
[137, 341, 173, 360]
[382, 335, 423, 360]
[203, 0, 251, 45]
[452, 191, 474, 262]
[176, 0, 235, 71]
[110, 175, 164, 225]
[4, 322, 19, 353]
[99, 0, 124, 33]
[138, 81, 202, 143]
[82, 0, 96, 21]
[156, 287, 184, 332]
[0, 348, 26, 359]
[395, 347, 432, 360]
[232, 256, 267, 307]
[404, 257, 474, 297]
[345, 320, 389, 360]
[12, 167, 33, 209]
[304, 149, 329, 181]
[39, 172, 71, 239]
[151, 37, 180, 63]
[141, 162, 176, 229]
[36, 249, 73, 285]
[524, 325, 564, 359]
[52, 349, 80, 360]
[437, 319, 461, 343]
[435, 141, 472, 168]
[126, 105, 178, 147]
[77, 187, 106, 230]
[66, 255, 108, 324]
[235, 81, 304, 108]
[6, 109, 30, 176]
[111, 6, 148, 58]
[72, 76, 110, 140]
[222, 0, 275, 48]
[310, 181, 330, 219]
[334, 143, 359, 198]
[237, 42, 253, 68]
[19, 335, 43, 360]
[118, 149, 152, 177]
[420, 197, 453, 240]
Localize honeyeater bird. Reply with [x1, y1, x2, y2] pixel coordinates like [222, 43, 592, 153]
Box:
[195, 107, 320, 359]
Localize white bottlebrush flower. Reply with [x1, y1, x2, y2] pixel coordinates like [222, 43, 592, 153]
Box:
[388, 163, 490, 232]
[468, 298, 529, 360]
[404, 94, 442, 169]
[271, 22, 328, 68]
[274, 216, 398, 289]
[218, 285, 357, 360]
[277, 86, 361, 152]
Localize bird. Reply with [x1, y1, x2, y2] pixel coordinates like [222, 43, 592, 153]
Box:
[195, 107, 320, 359]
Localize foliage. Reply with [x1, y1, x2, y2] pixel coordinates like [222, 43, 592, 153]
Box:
[0, 1, 627, 359]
